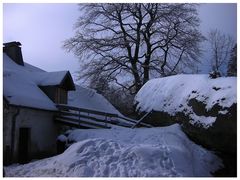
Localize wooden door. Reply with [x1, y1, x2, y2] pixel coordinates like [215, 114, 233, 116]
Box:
[18, 127, 30, 164]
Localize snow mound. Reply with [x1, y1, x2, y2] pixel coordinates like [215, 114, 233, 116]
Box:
[135, 74, 236, 128]
[5, 124, 222, 177]
[56, 138, 180, 177]
[57, 135, 67, 142]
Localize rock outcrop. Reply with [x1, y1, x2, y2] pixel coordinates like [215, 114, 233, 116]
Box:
[134, 74, 237, 176]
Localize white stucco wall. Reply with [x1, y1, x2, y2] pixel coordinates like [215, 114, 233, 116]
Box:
[3, 105, 59, 163]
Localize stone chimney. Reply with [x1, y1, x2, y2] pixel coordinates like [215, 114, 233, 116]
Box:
[3, 41, 24, 66]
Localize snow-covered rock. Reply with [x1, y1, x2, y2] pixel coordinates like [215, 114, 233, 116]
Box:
[4, 124, 222, 177]
[134, 74, 237, 176]
[135, 74, 236, 128]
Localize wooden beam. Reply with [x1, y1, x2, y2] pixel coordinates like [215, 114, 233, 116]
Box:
[54, 116, 110, 129]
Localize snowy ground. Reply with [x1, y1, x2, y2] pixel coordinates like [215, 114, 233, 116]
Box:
[5, 124, 222, 177]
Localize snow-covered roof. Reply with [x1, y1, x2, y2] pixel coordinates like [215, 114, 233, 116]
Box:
[3, 53, 75, 111]
[34, 71, 75, 90]
[3, 52, 123, 117]
[24, 62, 45, 72]
[68, 85, 123, 116]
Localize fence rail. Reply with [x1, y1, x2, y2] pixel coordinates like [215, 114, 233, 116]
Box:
[55, 104, 152, 129]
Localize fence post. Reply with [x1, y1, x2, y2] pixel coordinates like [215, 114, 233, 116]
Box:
[131, 111, 152, 129]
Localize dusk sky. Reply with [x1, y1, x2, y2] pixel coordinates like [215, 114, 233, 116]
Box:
[3, 3, 237, 82]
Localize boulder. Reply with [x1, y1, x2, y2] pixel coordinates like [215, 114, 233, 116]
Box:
[138, 102, 236, 177]
[139, 103, 236, 154]
[134, 75, 237, 177]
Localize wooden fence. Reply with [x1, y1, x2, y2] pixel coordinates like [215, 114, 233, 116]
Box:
[54, 104, 152, 129]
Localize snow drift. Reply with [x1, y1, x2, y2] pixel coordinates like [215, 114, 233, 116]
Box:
[5, 124, 222, 177]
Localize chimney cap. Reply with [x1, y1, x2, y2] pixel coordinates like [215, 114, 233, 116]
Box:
[3, 41, 22, 47]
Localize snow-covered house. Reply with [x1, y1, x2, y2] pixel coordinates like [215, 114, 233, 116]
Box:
[3, 41, 133, 165]
[3, 41, 77, 165]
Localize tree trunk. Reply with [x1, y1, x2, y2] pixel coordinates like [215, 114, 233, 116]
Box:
[161, 47, 169, 76]
[131, 62, 142, 92]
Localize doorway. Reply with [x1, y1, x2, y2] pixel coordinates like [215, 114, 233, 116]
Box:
[18, 127, 31, 164]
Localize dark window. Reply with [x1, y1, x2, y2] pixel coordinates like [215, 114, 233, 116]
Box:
[39, 86, 68, 104]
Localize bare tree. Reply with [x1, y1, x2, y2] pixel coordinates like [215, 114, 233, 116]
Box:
[64, 3, 204, 94]
[88, 73, 110, 95]
[227, 44, 237, 76]
[208, 29, 235, 76]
